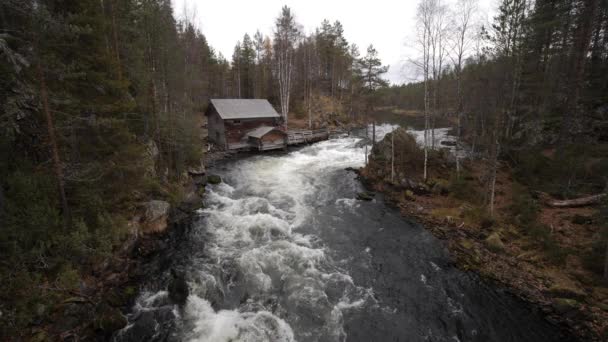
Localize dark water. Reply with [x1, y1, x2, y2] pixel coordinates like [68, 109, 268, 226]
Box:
[114, 128, 573, 342]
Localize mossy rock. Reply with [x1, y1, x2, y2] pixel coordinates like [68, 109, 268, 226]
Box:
[94, 305, 127, 335]
[356, 192, 375, 201]
[404, 190, 415, 201]
[485, 232, 505, 253]
[207, 174, 222, 184]
[547, 284, 586, 300]
[459, 239, 474, 250]
[31, 331, 48, 342]
[597, 302, 608, 312]
[197, 186, 206, 196]
[431, 179, 450, 195]
[552, 298, 579, 314]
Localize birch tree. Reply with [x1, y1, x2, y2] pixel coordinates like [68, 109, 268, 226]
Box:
[274, 6, 301, 128]
[416, 0, 437, 181]
[449, 0, 478, 176]
[429, 0, 448, 149]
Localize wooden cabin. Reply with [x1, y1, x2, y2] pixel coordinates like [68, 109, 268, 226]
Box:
[205, 99, 283, 150]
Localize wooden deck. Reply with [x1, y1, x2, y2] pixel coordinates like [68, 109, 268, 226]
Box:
[225, 128, 332, 151]
[287, 129, 329, 145]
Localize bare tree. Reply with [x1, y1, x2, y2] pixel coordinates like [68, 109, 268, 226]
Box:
[449, 0, 478, 176]
[274, 6, 301, 128]
[430, 0, 448, 150]
[416, 0, 437, 181]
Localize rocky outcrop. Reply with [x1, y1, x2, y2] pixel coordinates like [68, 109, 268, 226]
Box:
[142, 200, 170, 234]
[168, 269, 189, 305]
[144, 140, 159, 178]
[188, 161, 207, 185]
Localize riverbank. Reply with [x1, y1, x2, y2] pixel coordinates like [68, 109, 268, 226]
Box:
[358, 128, 608, 341]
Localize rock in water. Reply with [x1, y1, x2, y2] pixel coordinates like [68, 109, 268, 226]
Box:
[168, 269, 189, 305]
[207, 174, 222, 184]
[356, 192, 375, 201]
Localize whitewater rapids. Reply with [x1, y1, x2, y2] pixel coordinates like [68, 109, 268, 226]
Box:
[114, 125, 568, 342]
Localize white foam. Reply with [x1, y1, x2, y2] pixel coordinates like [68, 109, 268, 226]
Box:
[184, 296, 295, 342]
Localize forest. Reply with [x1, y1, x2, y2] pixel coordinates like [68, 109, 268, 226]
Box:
[392, 0, 608, 260]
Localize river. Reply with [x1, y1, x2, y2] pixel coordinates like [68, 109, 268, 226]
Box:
[114, 125, 569, 342]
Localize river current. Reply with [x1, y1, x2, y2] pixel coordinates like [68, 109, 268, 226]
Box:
[114, 125, 570, 342]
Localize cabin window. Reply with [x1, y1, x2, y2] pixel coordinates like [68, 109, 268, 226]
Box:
[232, 120, 241, 125]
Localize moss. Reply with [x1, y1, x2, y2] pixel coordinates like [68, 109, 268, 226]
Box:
[547, 284, 586, 300]
[357, 192, 375, 201]
[462, 206, 493, 227]
[552, 298, 579, 314]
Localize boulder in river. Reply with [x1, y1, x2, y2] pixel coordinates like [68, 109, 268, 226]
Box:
[168, 269, 189, 306]
[356, 191, 375, 201]
[440, 140, 457, 147]
[142, 200, 170, 234]
[207, 174, 222, 185]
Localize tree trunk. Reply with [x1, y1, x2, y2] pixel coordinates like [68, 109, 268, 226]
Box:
[391, 131, 395, 183]
[37, 61, 71, 228]
[547, 193, 607, 208]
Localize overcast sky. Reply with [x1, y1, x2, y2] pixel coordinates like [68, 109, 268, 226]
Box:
[171, 0, 496, 85]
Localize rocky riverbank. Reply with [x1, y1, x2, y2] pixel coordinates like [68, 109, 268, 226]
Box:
[32, 160, 219, 341]
[356, 127, 608, 341]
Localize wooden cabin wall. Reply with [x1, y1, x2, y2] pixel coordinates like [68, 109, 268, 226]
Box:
[224, 118, 277, 144]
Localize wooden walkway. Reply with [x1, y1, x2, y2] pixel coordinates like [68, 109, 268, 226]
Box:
[287, 129, 329, 145]
[226, 128, 338, 152]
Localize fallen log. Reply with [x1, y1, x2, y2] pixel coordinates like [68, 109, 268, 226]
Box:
[547, 193, 607, 208]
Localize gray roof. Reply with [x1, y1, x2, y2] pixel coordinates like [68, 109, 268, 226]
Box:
[210, 99, 280, 120]
[247, 126, 285, 139]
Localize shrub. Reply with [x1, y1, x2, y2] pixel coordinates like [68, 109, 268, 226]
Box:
[509, 185, 540, 230]
[462, 205, 494, 227]
[449, 172, 482, 204]
[583, 198, 608, 279]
